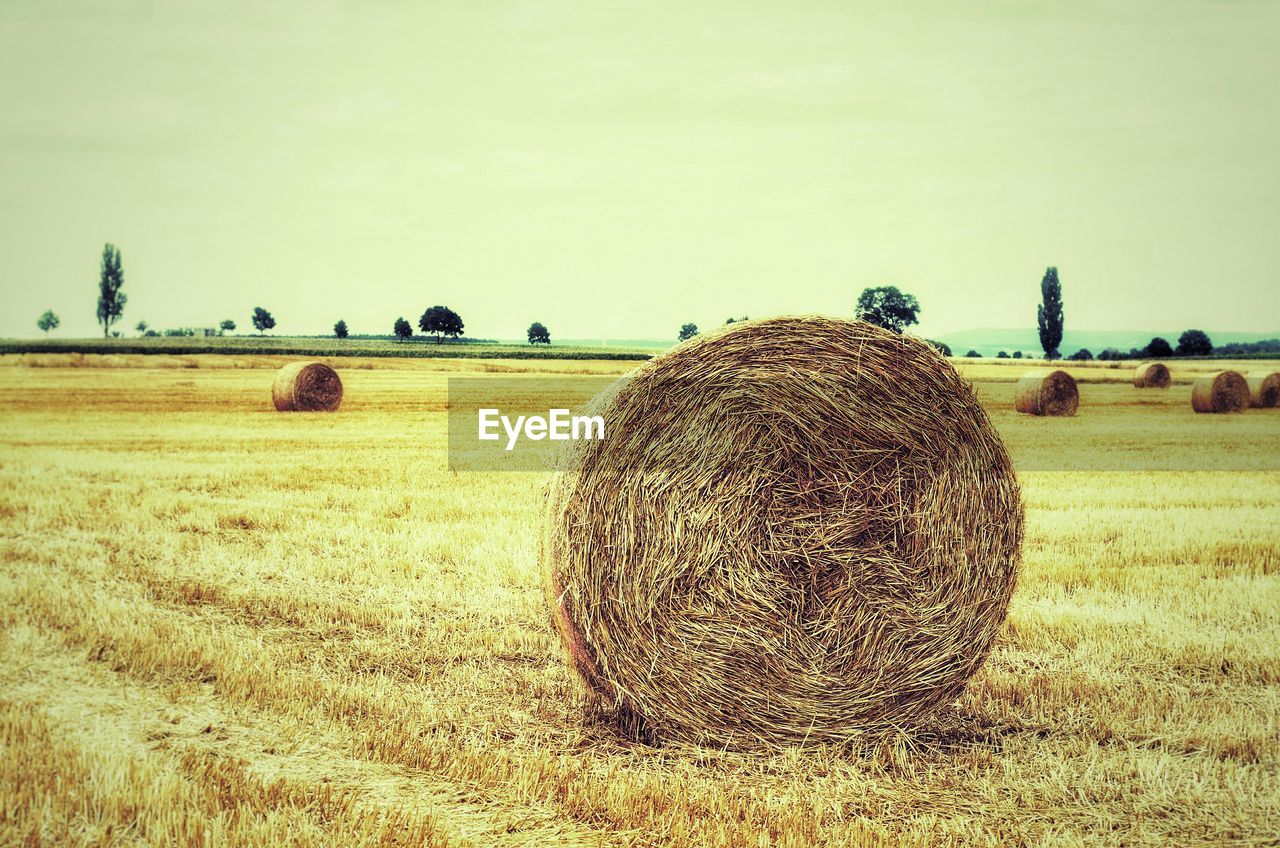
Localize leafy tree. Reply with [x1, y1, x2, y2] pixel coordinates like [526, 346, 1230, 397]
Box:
[855, 286, 920, 334]
[1036, 266, 1064, 360]
[251, 307, 276, 334]
[37, 310, 60, 335]
[1068, 348, 1094, 361]
[220, 319, 236, 335]
[966, 349, 982, 358]
[1176, 329, 1213, 357]
[924, 339, 951, 356]
[419, 305, 464, 344]
[527, 321, 550, 344]
[678, 322, 699, 341]
[1012, 350, 1023, 359]
[1217, 338, 1280, 355]
[393, 317, 413, 340]
[96, 243, 127, 338]
[725, 316, 749, 325]
[1144, 336, 1174, 358]
[134, 320, 148, 336]
[997, 350, 1009, 359]
[1098, 347, 1122, 361]
[334, 319, 349, 339]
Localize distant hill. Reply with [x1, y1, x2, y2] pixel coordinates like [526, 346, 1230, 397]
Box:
[933, 328, 1280, 358]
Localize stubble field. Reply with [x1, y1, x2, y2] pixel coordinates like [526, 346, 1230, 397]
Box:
[0, 354, 1277, 847]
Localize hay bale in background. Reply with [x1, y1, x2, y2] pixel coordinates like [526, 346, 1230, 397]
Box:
[543, 316, 1023, 748]
[1246, 371, 1280, 409]
[1014, 370, 1079, 416]
[272, 362, 343, 412]
[1191, 371, 1249, 414]
[1133, 362, 1171, 389]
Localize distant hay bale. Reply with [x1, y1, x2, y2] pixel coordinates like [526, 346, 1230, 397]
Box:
[271, 362, 343, 412]
[1133, 362, 1171, 389]
[1246, 371, 1280, 408]
[1014, 370, 1079, 416]
[1191, 371, 1249, 414]
[542, 316, 1023, 748]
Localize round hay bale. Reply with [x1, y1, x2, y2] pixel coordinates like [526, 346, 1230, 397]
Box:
[271, 361, 343, 412]
[542, 316, 1023, 748]
[1132, 362, 1171, 389]
[1014, 370, 1079, 416]
[1246, 371, 1280, 408]
[1191, 371, 1249, 414]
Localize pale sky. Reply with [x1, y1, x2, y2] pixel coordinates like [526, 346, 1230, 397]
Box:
[2, 1, 1277, 341]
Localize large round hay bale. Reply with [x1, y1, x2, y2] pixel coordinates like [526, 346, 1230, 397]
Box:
[542, 317, 1023, 748]
[271, 361, 343, 411]
[1133, 362, 1171, 389]
[1246, 371, 1280, 408]
[1014, 370, 1079, 416]
[1191, 371, 1248, 414]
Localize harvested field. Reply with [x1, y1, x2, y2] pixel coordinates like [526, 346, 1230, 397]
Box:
[1, 356, 1277, 847]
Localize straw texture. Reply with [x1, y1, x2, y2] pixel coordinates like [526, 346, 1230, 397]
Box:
[1246, 371, 1280, 408]
[1133, 363, 1171, 389]
[1014, 370, 1079, 416]
[1191, 371, 1248, 414]
[272, 362, 343, 412]
[543, 316, 1023, 748]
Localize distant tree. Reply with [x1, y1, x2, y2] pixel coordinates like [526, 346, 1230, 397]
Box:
[419, 306, 464, 344]
[527, 321, 550, 345]
[1012, 350, 1023, 359]
[1176, 329, 1213, 357]
[96, 243, 127, 338]
[144, 329, 159, 337]
[1217, 338, 1280, 356]
[678, 322, 699, 341]
[134, 320, 148, 336]
[997, 350, 1009, 359]
[1143, 337, 1174, 358]
[219, 319, 236, 335]
[966, 349, 982, 358]
[924, 339, 952, 357]
[1068, 348, 1094, 361]
[37, 310, 60, 335]
[393, 317, 413, 340]
[334, 319, 349, 339]
[251, 307, 276, 334]
[1036, 266, 1064, 360]
[855, 286, 920, 334]
[725, 315, 749, 325]
[1098, 347, 1122, 361]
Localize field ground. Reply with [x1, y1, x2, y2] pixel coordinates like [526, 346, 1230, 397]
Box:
[0, 336, 658, 361]
[0, 354, 1277, 846]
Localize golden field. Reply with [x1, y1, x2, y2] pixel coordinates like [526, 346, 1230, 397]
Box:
[0, 353, 1277, 847]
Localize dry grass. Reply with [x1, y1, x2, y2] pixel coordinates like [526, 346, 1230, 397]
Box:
[545, 318, 1023, 747]
[1, 356, 1278, 846]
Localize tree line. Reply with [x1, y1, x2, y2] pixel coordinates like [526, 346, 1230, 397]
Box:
[37, 242, 560, 346]
[32, 243, 1274, 357]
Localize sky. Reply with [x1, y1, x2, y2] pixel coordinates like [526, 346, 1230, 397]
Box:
[1, 1, 1278, 341]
